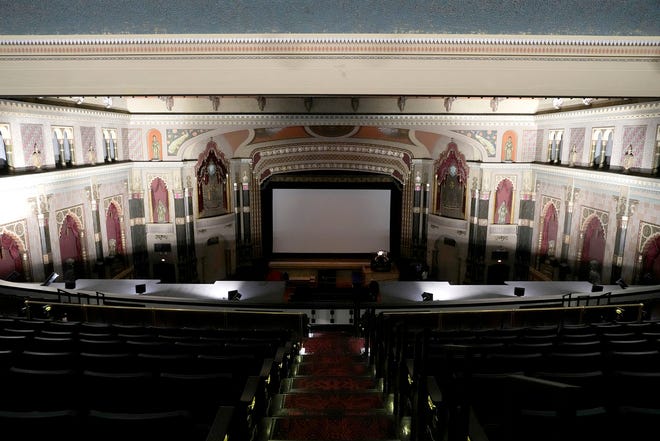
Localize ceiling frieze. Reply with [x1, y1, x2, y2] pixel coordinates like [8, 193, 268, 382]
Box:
[1, 35, 658, 58]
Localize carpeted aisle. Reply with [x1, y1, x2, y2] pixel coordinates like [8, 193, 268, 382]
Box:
[258, 327, 406, 441]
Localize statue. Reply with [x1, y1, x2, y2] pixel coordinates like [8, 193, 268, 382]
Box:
[30, 144, 43, 169]
[157, 200, 166, 223]
[504, 136, 513, 161]
[152, 135, 161, 161]
[622, 145, 634, 173]
[497, 201, 508, 224]
[569, 145, 578, 167]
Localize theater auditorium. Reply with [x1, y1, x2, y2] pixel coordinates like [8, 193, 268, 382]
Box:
[1, 2, 660, 440]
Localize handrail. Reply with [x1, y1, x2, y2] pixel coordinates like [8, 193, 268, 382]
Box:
[24, 299, 310, 338]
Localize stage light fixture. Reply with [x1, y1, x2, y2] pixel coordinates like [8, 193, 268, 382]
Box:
[615, 278, 628, 289]
[228, 290, 242, 301]
[421, 292, 434, 301]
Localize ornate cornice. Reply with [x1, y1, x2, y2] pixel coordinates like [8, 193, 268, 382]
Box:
[1, 35, 659, 57]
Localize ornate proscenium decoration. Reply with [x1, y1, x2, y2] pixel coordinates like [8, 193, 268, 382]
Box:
[371, 250, 392, 272]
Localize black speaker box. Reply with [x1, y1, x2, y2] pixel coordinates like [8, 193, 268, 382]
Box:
[514, 287, 525, 297]
[135, 284, 146, 294]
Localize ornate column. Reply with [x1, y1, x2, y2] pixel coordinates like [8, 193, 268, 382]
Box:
[128, 175, 148, 277]
[560, 184, 579, 279]
[611, 194, 637, 283]
[514, 172, 536, 279]
[31, 191, 54, 279]
[235, 169, 253, 267]
[173, 176, 197, 283]
[465, 175, 489, 283]
[86, 180, 104, 276]
[411, 170, 426, 261]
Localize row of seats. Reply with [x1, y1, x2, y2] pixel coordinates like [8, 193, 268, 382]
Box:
[376, 315, 660, 441]
[0, 314, 301, 441]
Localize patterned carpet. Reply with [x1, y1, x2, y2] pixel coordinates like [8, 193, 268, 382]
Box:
[260, 329, 403, 440]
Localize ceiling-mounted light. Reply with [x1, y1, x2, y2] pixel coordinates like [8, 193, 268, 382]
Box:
[553, 98, 564, 109]
[72, 96, 84, 105]
[583, 98, 595, 106]
[209, 96, 220, 111]
[103, 97, 113, 108]
[444, 96, 456, 112]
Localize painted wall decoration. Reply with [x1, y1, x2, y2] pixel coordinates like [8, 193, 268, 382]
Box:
[20, 123, 45, 166]
[195, 137, 230, 218]
[150, 177, 170, 223]
[451, 130, 497, 157]
[621, 125, 646, 169]
[434, 141, 467, 219]
[501, 130, 517, 162]
[494, 178, 514, 224]
[147, 129, 163, 161]
[166, 128, 211, 156]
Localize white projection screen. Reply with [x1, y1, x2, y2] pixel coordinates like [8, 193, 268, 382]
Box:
[272, 188, 391, 254]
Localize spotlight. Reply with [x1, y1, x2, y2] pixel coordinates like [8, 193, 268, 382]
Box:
[228, 290, 242, 301]
[41, 272, 59, 286]
[421, 292, 434, 302]
[615, 278, 628, 289]
[371, 250, 391, 272]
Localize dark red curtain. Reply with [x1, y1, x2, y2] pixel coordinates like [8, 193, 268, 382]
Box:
[642, 235, 660, 282]
[539, 205, 558, 257]
[106, 203, 123, 255]
[0, 233, 22, 279]
[59, 215, 82, 263]
[581, 217, 605, 265]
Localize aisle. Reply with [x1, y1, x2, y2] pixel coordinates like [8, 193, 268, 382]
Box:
[258, 328, 405, 441]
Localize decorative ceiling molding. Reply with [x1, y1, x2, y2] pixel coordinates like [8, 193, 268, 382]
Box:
[2, 35, 659, 55]
[251, 142, 412, 184]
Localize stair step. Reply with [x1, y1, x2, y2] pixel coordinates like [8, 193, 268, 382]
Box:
[270, 391, 390, 416]
[293, 361, 373, 376]
[281, 376, 383, 393]
[259, 414, 401, 441]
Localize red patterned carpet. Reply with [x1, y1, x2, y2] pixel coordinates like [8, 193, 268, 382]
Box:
[259, 329, 403, 440]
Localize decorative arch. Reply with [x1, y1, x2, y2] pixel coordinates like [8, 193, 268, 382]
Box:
[434, 141, 467, 219]
[251, 141, 412, 184]
[494, 178, 514, 224]
[195, 137, 230, 218]
[0, 231, 25, 281]
[150, 177, 170, 223]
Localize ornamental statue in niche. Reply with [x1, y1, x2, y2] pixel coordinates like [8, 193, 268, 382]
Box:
[196, 137, 229, 218]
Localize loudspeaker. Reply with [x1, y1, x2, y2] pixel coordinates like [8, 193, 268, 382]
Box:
[228, 290, 241, 301]
[4, 271, 20, 282]
[421, 292, 434, 301]
[65, 280, 76, 289]
[41, 272, 59, 286]
[591, 284, 604, 292]
[514, 287, 525, 297]
[135, 284, 146, 294]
